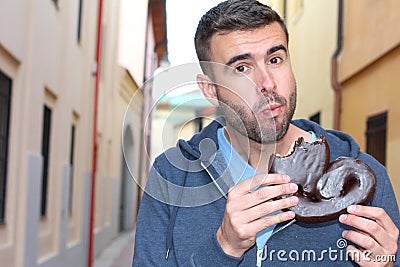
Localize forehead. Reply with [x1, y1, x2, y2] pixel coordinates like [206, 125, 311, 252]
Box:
[210, 22, 287, 62]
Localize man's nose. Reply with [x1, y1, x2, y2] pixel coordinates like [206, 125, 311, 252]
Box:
[254, 67, 276, 93]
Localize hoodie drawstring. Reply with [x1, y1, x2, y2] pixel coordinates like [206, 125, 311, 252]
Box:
[165, 159, 224, 259]
[165, 161, 189, 260]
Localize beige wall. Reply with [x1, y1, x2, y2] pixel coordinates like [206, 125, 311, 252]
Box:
[0, 42, 22, 267]
[0, 0, 96, 264]
[119, 68, 143, 202]
[0, 0, 146, 266]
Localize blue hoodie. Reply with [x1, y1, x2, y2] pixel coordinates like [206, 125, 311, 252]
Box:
[132, 118, 400, 266]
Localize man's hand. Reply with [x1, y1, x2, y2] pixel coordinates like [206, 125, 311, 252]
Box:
[216, 173, 299, 257]
[339, 205, 399, 266]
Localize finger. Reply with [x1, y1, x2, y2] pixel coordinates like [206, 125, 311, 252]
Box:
[346, 245, 375, 266]
[339, 213, 393, 251]
[342, 229, 381, 256]
[340, 211, 399, 264]
[238, 182, 298, 210]
[248, 173, 289, 192]
[251, 210, 296, 234]
[342, 206, 399, 249]
[232, 173, 291, 196]
[355, 229, 372, 238]
[241, 196, 299, 223]
[347, 205, 398, 236]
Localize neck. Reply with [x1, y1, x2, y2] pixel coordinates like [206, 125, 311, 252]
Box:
[275, 124, 312, 156]
[224, 124, 312, 173]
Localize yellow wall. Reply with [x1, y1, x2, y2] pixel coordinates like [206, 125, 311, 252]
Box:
[341, 45, 400, 204]
[287, 0, 337, 129]
[260, 0, 284, 17]
[339, 0, 400, 206]
[339, 0, 400, 82]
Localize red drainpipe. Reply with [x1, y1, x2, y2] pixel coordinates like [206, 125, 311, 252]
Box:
[88, 0, 103, 266]
[331, 0, 343, 130]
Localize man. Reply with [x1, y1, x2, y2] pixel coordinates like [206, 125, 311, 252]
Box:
[132, 0, 399, 266]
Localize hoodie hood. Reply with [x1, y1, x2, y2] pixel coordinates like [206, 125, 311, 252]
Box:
[291, 119, 361, 160]
[177, 116, 225, 161]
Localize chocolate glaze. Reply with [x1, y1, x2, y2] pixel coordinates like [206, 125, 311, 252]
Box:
[269, 136, 376, 223]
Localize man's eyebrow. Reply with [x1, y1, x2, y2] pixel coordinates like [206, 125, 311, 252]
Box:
[225, 45, 287, 66]
[225, 53, 252, 66]
[267, 44, 287, 55]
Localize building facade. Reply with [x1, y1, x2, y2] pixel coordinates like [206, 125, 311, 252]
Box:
[0, 0, 164, 266]
[337, 0, 400, 204]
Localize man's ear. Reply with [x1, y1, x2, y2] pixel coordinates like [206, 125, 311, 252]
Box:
[197, 74, 219, 106]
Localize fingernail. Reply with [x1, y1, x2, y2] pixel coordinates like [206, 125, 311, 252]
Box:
[290, 183, 298, 191]
[286, 211, 295, 219]
[282, 174, 290, 182]
[342, 230, 348, 238]
[339, 214, 347, 222]
[290, 196, 299, 204]
[348, 205, 356, 212]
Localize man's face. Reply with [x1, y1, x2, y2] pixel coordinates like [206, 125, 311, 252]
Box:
[209, 22, 297, 143]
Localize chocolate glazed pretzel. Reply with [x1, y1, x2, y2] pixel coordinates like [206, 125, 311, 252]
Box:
[269, 136, 377, 223]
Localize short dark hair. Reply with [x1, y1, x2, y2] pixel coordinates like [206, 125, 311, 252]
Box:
[194, 0, 288, 62]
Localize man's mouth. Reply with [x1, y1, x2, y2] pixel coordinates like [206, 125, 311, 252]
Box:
[261, 103, 283, 118]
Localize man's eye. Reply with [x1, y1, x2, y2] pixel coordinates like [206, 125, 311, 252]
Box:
[235, 65, 249, 73]
[269, 57, 283, 65]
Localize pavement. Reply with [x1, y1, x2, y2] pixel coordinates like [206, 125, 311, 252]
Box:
[94, 230, 135, 267]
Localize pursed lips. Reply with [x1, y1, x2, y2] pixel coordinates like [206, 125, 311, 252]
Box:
[261, 103, 283, 118]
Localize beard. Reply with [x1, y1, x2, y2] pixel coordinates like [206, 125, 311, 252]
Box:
[216, 88, 297, 144]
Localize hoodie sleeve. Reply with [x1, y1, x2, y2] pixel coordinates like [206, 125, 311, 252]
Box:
[180, 229, 244, 266]
[132, 161, 243, 267]
[375, 172, 400, 263]
[132, 159, 175, 266]
[132, 189, 175, 267]
[132, 193, 243, 267]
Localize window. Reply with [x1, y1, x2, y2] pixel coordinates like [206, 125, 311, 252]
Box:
[77, 0, 83, 43]
[0, 71, 12, 223]
[309, 112, 321, 125]
[366, 112, 387, 166]
[68, 124, 76, 216]
[41, 105, 52, 217]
